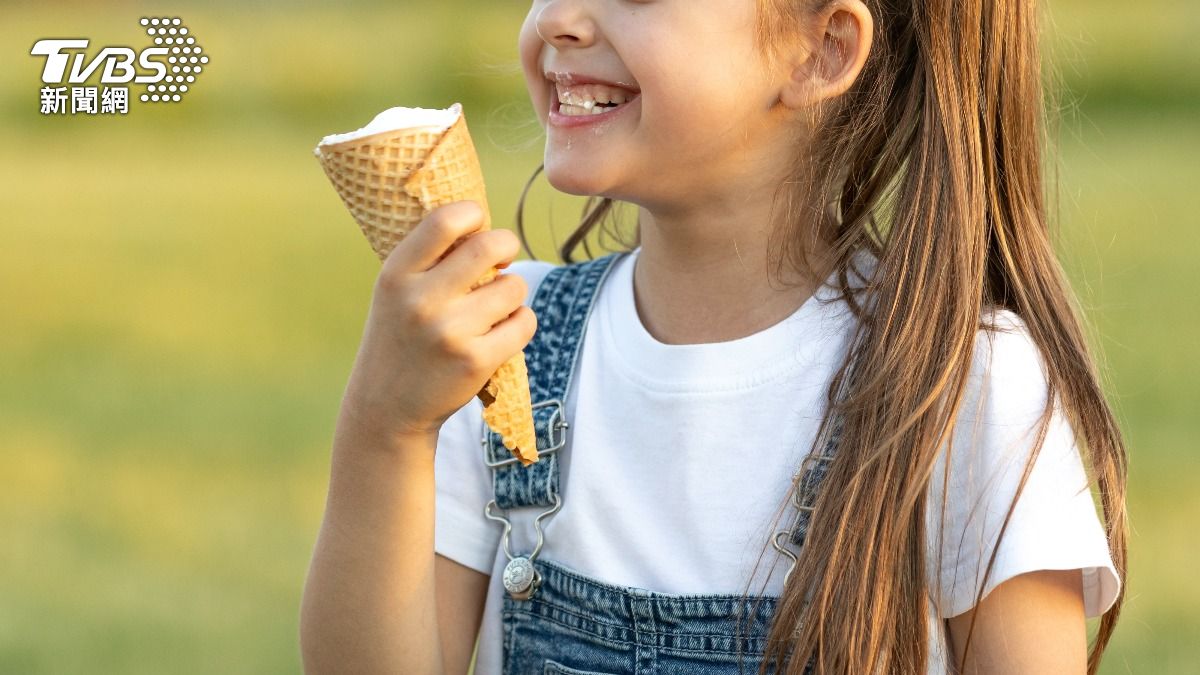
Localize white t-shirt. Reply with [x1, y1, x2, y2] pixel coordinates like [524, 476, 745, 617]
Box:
[434, 246, 1121, 675]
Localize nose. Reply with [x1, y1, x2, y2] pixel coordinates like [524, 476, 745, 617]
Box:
[535, 1, 596, 48]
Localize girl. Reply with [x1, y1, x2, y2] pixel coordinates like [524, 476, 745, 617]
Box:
[300, 0, 1126, 673]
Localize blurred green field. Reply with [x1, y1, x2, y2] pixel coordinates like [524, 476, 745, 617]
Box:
[1, 0, 1196, 673]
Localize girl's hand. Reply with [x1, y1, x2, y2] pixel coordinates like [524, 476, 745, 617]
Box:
[340, 200, 535, 448]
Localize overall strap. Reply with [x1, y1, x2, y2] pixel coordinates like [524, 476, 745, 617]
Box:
[484, 251, 628, 510]
[787, 333, 866, 548]
[787, 414, 844, 547]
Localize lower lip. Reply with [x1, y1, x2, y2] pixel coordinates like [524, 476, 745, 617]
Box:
[549, 92, 640, 129]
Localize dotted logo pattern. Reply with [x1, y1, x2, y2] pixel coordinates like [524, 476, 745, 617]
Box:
[137, 17, 207, 104]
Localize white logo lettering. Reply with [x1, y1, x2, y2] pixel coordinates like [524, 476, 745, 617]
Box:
[135, 48, 169, 83]
[30, 39, 90, 83]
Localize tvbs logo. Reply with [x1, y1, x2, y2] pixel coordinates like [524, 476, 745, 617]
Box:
[32, 40, 170, 85]
[31, 17, 207, 114]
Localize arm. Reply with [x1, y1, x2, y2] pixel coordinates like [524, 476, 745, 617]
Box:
[945, 568, 1087, 674]
[299, 412, 446, 674]
[299, 202, 530, 674]
[436, 554, 490, 675]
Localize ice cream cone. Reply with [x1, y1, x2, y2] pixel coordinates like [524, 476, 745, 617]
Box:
[314, 103, 539, 466]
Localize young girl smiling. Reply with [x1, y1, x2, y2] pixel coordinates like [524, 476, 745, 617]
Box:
[301, 1, 1126, 673]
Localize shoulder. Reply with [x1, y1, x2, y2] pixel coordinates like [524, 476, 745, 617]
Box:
[941, 307, 1063, 490]
[935, 308, 1067, 516]
[974, 308, 1045, 373]
[928, 308, 1121, 619]
[962, 307, 1054, 427]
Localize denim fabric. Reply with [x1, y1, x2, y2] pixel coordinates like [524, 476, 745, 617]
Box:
[486, 252, 821, 674]
[501, 558, 811, 675]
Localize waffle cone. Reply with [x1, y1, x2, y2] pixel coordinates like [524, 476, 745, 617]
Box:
[314, 103, 538, 466]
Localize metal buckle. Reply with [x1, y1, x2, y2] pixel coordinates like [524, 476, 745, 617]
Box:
[792, 452, 836, 512]
[772, 530, 800, 586]
[773, 450, 838, 583]
[483, 493, 562, 600]
[481, 398, 569, 469]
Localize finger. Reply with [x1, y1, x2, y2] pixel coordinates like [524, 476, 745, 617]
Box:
[449, 272, 529, 337]
[475, 304, 538, 371]
[429, 228, 520, 294]
[385, 200, 488, 274]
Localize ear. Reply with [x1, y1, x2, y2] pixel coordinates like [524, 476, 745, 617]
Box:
[778, 0, 873, 110]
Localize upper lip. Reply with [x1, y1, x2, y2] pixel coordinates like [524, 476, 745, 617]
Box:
[545, 70, 640, 94]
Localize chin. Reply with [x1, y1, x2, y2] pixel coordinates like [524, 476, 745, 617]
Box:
[543, 158, 611, 197]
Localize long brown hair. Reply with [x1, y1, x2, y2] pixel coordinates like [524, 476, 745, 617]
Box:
[510, 0, 1127, 672]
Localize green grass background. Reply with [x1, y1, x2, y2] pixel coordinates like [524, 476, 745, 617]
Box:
[1, 0, 1196, 672]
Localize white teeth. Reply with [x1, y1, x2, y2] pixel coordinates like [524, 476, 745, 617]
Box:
[559, 102, 614, 117]
[555, 83, 633, 108]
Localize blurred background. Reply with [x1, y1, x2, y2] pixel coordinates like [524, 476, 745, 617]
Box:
[1, 0, 1195, 672]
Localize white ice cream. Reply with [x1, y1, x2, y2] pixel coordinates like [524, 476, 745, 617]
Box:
[314, 102, 462, 151]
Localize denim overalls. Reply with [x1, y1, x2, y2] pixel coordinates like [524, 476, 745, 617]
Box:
[481, 252, 837, 675]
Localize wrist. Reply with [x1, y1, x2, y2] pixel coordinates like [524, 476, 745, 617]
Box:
[335, 398, 440, 458]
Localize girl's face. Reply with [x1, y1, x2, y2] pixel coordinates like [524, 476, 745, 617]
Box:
[519, 0, 799, 212]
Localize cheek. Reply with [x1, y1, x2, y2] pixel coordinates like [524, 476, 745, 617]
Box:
[518, 20, 548, 119]
[650, 41, 747, 121]
[625, 44, 701, 131]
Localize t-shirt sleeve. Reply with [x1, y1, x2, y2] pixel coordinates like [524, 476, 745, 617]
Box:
[433, 259, 557, 575]
[433, 395, 500, 574]
[925, 310, 1122, 619]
